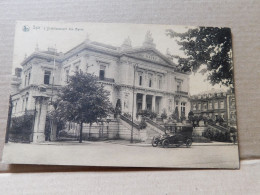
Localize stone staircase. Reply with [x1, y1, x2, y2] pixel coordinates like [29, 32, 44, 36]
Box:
[193, 126, 207, 136]
[81, 116, 142, 141]
[144, 118, 165, 144]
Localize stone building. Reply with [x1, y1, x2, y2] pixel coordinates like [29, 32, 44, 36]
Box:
[11, 31, 190, 120]
[190, 89, 236, 127]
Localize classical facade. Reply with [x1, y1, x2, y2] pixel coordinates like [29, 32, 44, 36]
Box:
[11, 32, 190, 122]
[190, 89, 236, 127]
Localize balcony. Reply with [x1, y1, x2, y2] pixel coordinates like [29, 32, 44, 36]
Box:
[98, 77, 115, 83]
[175, 90, 188, 96]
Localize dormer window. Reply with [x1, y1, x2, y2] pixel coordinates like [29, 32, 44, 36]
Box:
[44, 70, 51, 85]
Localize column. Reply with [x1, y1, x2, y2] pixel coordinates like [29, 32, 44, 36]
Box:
[152, 95, 156, 112]
[178, 100, 181, 117]
[142, 94, 146, 110]
[32, 96, 49, 143]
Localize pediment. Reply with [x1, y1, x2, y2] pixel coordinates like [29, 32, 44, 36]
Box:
[124, 49, 174, 67]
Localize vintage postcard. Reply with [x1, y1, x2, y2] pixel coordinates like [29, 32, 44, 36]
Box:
[2, 21, 239, 168]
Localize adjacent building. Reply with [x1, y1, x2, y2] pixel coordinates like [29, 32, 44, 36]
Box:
[11, 32, 191, 121]
[190, 88, 237, 127]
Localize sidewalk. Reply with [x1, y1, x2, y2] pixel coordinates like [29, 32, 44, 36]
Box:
[104, 140, 236, 147]
[17, 140, 237, 147]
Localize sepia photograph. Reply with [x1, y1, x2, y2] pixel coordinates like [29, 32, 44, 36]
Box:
[2, 21, 239, 168]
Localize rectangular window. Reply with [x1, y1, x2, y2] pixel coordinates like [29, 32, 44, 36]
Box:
[204, 103, 207, 110]
[192, 104, 196, 110]
[157, 75, 162, 89]
[220, 101, 224, 109]
[231, 98, 235, 107]
[214, 101, 218, 109]
[175, 101, 179, 108]
[139, 75, 142, 86]
[181, 102, 186, 116]
[25, 97, 28, 111]
[221, 113, 225, 119]
[22, 99, 25, 111]
[176, 80, 182, 92]
[99, 70, 105, 80]
[44, 70, 51, 85]
[24, 75, 27, 87]
[148, 73, 153, 87]
[208, 102, 212, 109]
[198, 103, 201, 110]
[28, 73, 31, 85]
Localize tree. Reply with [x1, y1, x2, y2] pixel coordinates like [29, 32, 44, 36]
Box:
[166, 27, 233, 87]
[171, 107, 179, 122]
[114, 99, 122, 118]
[188, 110, 194, 122]
[54, 71, 112, 143]
[161, 109, 168, 120]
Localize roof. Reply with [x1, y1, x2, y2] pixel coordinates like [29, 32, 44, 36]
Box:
[21, 39, 180, 71]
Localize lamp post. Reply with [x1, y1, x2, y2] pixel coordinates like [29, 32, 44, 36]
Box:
[131, 64, 137, 143]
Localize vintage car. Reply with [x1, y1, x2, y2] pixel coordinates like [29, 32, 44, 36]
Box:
[152, 123, 193, 148]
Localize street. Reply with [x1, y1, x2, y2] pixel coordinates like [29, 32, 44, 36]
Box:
[2, 141, 239, 169]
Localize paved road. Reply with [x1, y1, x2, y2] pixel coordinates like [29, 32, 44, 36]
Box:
[2, 141, 239, 169]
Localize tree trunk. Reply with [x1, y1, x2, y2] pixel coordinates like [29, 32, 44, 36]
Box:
[79, 122, 83, 143]
[88, 123, 92, 139]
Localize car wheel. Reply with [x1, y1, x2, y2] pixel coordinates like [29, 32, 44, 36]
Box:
[162, 139, 169, 148]
[152, 138, 159, 147]
[186, 139, 192, 148]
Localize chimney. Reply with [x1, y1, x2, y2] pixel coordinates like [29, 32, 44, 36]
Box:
[15, 68, 22, 77]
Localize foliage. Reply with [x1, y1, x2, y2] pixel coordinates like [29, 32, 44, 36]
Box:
[53, 71, 112, 142]
[137, 109, 157, 120]
[166, 27, 233, 87]
[45, 114, 66, 137]
[123, 112, 132, 119]
[216, 115, 224, 124]
[10, 113, 34, 134]
[9, 113, 34, 143]
[202, 128, 231, 142]
[171, 107, 179, 122]
[114, 99, 122, 117]
[229, 127, 237, 133]
[188, 111, 194, 122]
[139, 119, 147, 130]
[161, 110, 168, 120]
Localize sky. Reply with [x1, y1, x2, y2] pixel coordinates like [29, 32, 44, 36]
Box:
[13, 21, 229, 95]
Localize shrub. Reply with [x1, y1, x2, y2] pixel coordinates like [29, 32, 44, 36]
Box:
[150, 112, 157, 120]
[139, 119, 147, 130]
[9, 113, 34, 143]
[202, 128, 231, 142]
[137, 109, 157, 120]
[10, 113, 34, 134]
[161, 110, 167, 120]
[123, 112, 132, 119]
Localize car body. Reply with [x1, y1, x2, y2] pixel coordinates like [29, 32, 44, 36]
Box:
[152, 123, 193, 148]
